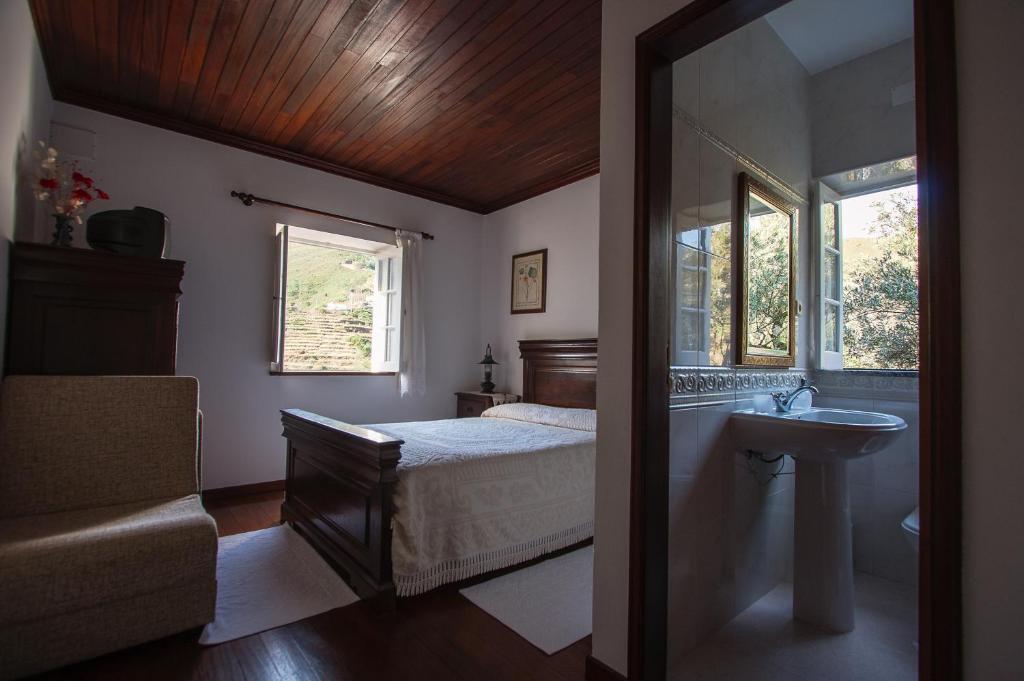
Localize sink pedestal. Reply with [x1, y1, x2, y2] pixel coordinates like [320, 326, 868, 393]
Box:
[730, 406, 908, 633]
[793, 459, 855, 632]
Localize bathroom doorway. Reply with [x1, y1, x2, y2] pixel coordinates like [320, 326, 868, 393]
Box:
[628, 1, 960, 679]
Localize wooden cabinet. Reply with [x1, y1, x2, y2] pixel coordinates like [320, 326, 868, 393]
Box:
[5, 242, 184, 376]
[455, 392, 492, 418]
[455, 391, 521, 418]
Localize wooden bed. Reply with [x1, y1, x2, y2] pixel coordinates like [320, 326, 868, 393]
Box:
[279, 338, 597, 604]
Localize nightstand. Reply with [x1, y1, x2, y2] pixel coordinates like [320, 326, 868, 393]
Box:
[454, 391, 520, 418]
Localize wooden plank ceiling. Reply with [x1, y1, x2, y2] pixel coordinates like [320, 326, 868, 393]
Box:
[29, 0, 601, 213]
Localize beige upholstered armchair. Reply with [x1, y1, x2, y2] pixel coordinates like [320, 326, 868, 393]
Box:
[0, 376, 217, 679]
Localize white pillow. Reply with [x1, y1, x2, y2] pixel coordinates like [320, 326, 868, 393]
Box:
[481, 402, 596, 432]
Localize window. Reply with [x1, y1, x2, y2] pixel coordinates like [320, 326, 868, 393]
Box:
[817, 157, 918, 371]
[673, 222, 731, 366]
[272, 224, 401, 374]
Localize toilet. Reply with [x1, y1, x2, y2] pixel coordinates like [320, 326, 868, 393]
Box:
[902, 507, 920, 649]
[901, 507, 920, 553]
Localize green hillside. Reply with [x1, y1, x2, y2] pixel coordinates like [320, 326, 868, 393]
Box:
[286, 242, 375, 311]
[283, 241, 376, 371]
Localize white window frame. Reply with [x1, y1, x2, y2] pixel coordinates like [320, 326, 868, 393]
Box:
[673, 224, 731, 366]
[816, 181, 844, 370]
[271, 223, 401, 375]
[271, 224, 289, 373]
[674, 241, 711, 367]
[815, 174, 919, 372]
[371, 254, 401, 373]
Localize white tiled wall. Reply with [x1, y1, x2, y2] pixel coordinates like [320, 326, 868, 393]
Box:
[667, 14, 810, 669]
[814, 393, 919, 585]
[668, 398, 797, 668]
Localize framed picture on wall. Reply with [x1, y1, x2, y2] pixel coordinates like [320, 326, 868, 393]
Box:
[510, 248, 547, 314]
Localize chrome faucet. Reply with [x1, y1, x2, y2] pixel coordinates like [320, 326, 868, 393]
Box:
[771, 379, 819, 413]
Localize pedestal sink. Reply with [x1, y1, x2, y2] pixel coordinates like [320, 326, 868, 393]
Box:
[731, 407, 907, 632]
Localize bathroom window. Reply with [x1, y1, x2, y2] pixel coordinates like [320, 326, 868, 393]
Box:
[817, 157, 919, 371]
[673, 222, 731, 366]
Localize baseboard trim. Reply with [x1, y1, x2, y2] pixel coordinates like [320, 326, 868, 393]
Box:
[586, 655, 627, 681]
[202, 480, 285, 502]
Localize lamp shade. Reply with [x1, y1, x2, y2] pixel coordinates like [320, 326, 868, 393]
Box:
[478, 344, 499, 366]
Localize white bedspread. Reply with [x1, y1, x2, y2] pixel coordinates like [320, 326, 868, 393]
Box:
[366, 416, 595, 596]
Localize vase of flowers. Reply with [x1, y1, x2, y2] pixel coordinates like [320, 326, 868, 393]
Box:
[33, 142, 109, 247]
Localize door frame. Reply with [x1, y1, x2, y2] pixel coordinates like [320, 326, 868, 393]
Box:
[628, 1, 962, 680]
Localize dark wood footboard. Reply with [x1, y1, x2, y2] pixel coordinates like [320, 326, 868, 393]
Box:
[279, 408, 403, 605]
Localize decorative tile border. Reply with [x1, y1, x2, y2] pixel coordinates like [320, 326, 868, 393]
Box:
[811, 370, 919, 401]
[669, 366, 809, 408]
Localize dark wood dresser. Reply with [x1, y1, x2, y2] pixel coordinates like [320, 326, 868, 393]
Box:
[454, 391, 521, 418]
[5, 242, 184, 375]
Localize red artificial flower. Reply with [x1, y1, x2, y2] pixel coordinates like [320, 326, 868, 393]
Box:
[71, 188, 93, 203]
[96, 188, 109, 200]
[71, 171, 93, 187]
[39, 177, 58, 190]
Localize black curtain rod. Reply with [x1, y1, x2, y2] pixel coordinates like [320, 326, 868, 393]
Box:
[229, 191, 435, 241]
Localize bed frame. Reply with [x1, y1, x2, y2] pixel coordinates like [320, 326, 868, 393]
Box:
[279, 338, 597, 604]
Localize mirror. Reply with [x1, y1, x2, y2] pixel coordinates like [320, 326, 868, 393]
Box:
[737, 172, 797, 367]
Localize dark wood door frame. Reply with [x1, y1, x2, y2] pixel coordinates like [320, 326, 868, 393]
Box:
[627, 1, 962, 680]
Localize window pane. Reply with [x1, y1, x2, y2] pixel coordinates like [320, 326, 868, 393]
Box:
[707, 221, 730, 258]
[824, 303, 839, 352]
[840, 184, 919, 369]
[824, 250, 839, 300]
[676, 243, 701, 309]
[678, 310, 702, 352]
[675, 231, 730, 364]
[386, 328, 398, 362]
[823, 202, 838, 248]
[707, 224, 731, 365]
[282, 240, 376, 372]
[747, 204, 791, 354]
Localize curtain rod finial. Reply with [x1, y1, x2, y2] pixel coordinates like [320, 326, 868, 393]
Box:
[231, 191, 255, 207]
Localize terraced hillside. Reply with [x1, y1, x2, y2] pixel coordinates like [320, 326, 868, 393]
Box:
[283, 241, 375, 372]
[283, 308, 372, 371]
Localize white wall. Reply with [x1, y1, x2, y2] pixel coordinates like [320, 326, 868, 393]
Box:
[42, 106, 599, 491]
[957, 0, 1024, 678]
[0, 1, 52, 363]
[50, 103, 483, 490]
[813, 381, 919, 585]
[810, 38, 916, 178]
[479, 176, 599, 395]
[597, 0, 700, 674]
[672, 16, 813, 369]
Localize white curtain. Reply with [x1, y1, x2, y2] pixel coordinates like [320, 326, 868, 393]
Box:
[395, 229, 425, 397]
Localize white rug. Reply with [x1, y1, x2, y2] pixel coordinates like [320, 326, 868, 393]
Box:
[199, 525, 359, 645]
[459, 546, 593, 655]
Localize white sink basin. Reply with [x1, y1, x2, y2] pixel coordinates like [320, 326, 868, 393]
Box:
[731, 407, 907, 462]
[731, 405, 908, 632]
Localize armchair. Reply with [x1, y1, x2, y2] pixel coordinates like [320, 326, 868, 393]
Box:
[0, 376, 217, 679]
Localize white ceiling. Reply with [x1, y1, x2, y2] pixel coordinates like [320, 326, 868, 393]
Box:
[765, 0, 914, 75]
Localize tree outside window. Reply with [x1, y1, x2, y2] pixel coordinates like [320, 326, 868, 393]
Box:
[840, 185, 919, 370]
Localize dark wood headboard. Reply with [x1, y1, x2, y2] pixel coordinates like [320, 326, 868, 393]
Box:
[519, 339, 598, 409]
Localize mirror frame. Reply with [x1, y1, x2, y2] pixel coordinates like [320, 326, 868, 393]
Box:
[736, 171, 798, 367]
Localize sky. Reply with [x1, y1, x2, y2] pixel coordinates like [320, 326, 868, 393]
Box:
[840, 184, 917, 239]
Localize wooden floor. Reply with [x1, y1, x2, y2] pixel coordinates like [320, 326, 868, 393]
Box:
[31, 492, 592, 681]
